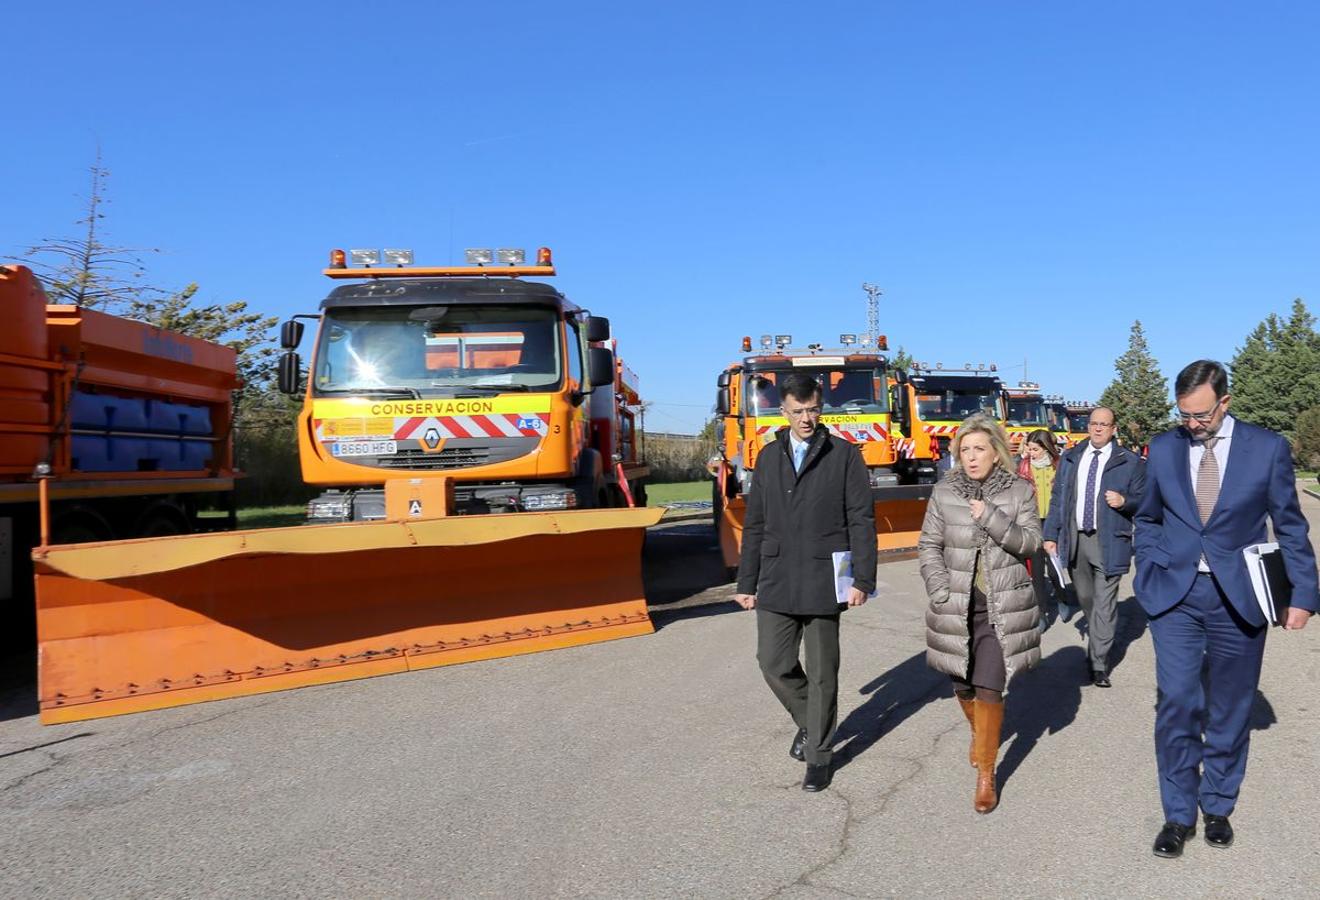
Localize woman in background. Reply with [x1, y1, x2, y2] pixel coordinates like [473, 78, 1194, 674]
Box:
[1017, 429, 1067, 627]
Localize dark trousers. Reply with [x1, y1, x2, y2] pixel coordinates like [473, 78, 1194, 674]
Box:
[1072, 530, 1122, 673]
[756, 609, 841, 766]
[1148, 573, 1266, 825]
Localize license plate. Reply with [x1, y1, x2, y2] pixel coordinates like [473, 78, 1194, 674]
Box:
[331, 440, 397, 458]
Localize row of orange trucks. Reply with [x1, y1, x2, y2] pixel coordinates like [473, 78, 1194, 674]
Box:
[708, 336, 1094, 571]
[3, 254, 1094, 726]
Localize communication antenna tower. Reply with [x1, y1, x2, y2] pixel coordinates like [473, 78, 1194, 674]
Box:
[861, 282, 882, 347]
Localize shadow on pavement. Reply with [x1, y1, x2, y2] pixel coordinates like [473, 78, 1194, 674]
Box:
[1107, 595, 1148, 673]
[831, 650, 950, 770]
[0, 649, 37, 723]
[650, 601, 741, 629]
[644, 519, 736, 615]
[998, 644, 1087, 793]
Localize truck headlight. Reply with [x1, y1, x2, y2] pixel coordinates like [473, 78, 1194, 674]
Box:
[307, 494, 352, 522]
[523, 490, 578, 511]
[868, 468, 899, 487]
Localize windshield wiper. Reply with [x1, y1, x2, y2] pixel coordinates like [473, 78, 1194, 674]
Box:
[471, 382, 530, 392]
[428, 382, 532, 393]
[319, 386, 422, 399]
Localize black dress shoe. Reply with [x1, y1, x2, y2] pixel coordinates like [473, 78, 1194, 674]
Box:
[1203, 814, 1234, 848]
[802, 764, 832, 792]
[1092, 670, 1112, 688]
[1152, 821, 1196, 858]
[789, 727, 807, 762]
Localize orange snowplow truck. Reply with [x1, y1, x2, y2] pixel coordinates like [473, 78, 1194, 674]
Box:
[1002, 381, 1065, 453]
[29, 250, 659, 726]
[1061, 400, 1095, 448]
[711, 334, 935, 571]
[1, 265, 237, 642]
[903, 364, 1007, 476]
[280, 247, 650, 517]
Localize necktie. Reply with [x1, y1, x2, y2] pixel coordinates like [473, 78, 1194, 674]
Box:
[1081, 449, 1101, 531]
[793, 441, 807, 473]
[1196, 436, 1221, 524]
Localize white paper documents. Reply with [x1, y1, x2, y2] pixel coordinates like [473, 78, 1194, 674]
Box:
[832, 551, 879, 607]
[1243, 542, 1291, 626]
[1048, 553, 1071, 587]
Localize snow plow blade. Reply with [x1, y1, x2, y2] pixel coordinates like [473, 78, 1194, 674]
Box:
[717, 485, 930, 570]
[34, 507, 663, 724]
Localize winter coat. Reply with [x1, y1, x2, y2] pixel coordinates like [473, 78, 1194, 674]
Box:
[919, 465, 1043, 686]
[736, 425, 877, 615]
[1042, 439, 1145, 577]
[1016, 454, 1058, 519]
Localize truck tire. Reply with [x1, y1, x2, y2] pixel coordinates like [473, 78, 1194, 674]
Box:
[134, 501, 192, 538]
[51, 508, 114, 545]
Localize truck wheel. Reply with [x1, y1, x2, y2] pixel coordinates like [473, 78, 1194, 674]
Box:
[134, 502, 192, 538]
[51, 509, 114, 545]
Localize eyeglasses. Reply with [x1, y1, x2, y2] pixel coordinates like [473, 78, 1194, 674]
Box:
[1177, 400, 1222, 424]
[1089, 421, 1115, 429]
[781, 406, 822, 419]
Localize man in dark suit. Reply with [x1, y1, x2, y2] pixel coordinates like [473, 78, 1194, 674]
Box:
[735, 372, 877, 792]
[1043, 407, 1145, 686]
[1135, 360, 1316, 858]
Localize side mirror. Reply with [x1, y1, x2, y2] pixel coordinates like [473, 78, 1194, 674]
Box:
[584, 315, 611, 343]
[587, 346, 614, 391]
[716, 387, 731, 416]
[280, 320, 304, 349]
[277, 351, 302, 395]
[717, 371, 731, 388]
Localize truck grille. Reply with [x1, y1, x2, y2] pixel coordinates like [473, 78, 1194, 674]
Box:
[373, 444, 537, 470]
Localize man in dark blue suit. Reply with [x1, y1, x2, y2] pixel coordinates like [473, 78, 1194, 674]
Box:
[1135, 360, 1317, 859]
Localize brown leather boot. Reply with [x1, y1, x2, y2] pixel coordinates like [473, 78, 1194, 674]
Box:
[972, 700, 1004, 813]
[957, 695, 976, 767]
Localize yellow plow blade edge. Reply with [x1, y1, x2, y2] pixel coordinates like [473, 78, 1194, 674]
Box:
[718, 486, 930, 570]
[34, 507, 663, 724]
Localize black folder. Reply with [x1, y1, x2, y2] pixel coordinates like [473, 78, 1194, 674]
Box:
[1251, 546, 1293, 626]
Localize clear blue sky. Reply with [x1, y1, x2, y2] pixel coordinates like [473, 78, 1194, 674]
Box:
[5, 2, 1318, 434]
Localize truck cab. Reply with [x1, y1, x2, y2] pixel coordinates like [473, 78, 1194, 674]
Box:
[279, 248, 636, 520]
[1002, 381, 1056, 453]
[906, 366, 1007, 473]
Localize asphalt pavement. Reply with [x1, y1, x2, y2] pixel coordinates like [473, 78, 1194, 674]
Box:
[2, 500, 1319, 898]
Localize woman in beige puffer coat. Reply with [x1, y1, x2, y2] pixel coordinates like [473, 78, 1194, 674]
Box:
[919, 414, 1041, 814]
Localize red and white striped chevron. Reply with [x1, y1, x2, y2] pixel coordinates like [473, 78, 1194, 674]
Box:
[922, 424, 959, 436]
[392, 413, 550, 440]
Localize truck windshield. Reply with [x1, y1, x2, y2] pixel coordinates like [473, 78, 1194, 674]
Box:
[916, 391, 1000, 421]
[1006, 398, 1048, 426]
[1067, 411, 1092, 432]
[313, 305, 563, 396]
[1047, 404, 1068, 432]
[746, 367, 888, 416]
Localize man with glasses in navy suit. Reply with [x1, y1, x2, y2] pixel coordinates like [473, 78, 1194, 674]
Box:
[1134, 360, 1316, 859]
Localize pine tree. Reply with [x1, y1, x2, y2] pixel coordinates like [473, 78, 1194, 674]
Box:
[17, 151, 158, 312]
[1098, 320, 1171, 448]
[1230, 299, 1320, 442]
